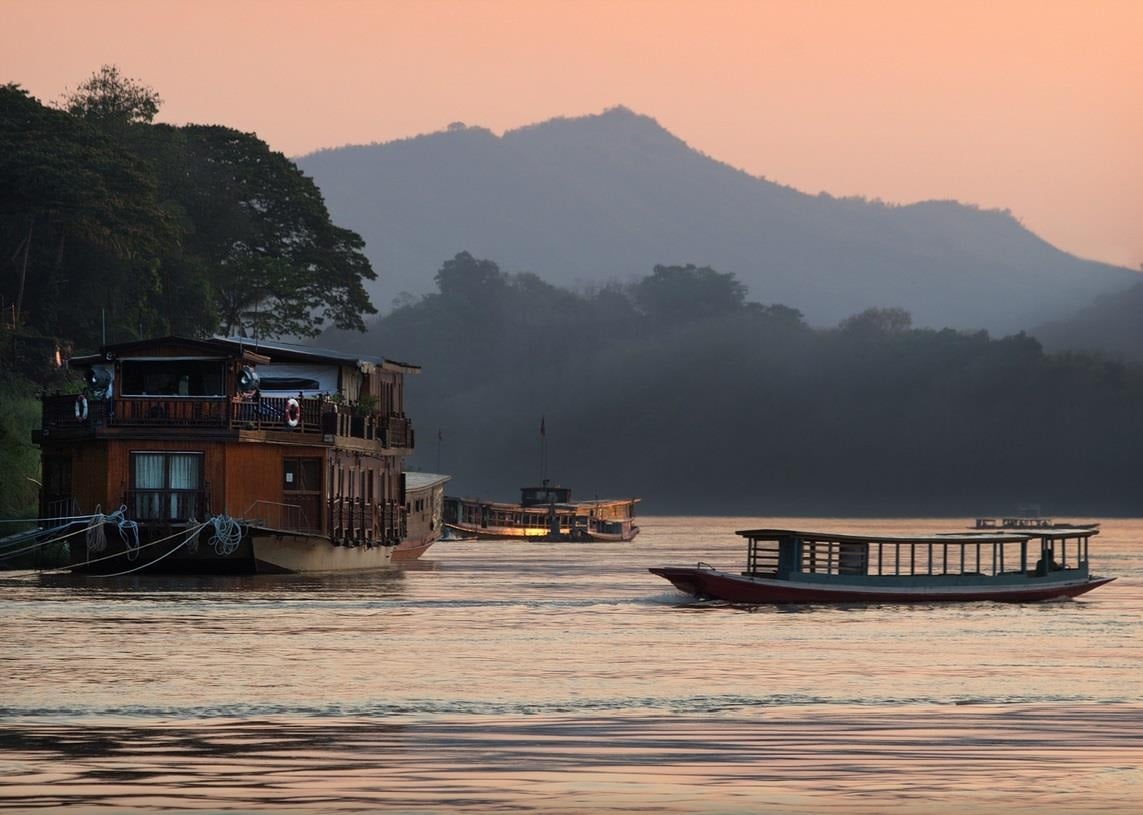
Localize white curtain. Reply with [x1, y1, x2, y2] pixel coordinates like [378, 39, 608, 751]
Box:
[132, 453, 201, 519]
[168, 454, 200, 489]
[133, 454, 164, 519]
[168, 454, 201, 519]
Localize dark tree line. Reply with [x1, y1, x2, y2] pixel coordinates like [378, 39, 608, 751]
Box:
[1, 66, 376, 348]
[331, 252, 1143, 516]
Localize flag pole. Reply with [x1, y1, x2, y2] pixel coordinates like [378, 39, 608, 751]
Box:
[540, 415, 546, 484]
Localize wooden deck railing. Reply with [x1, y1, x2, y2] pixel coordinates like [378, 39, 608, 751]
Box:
[329, 498, 405, 545]
[40, 395, 414, 449]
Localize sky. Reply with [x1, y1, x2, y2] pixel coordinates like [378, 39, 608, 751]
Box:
[4, 0, 1140, 269]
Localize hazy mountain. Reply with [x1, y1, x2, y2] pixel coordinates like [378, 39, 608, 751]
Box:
[298, 106, 1138, 332]
[1032, 281, 1143, 362]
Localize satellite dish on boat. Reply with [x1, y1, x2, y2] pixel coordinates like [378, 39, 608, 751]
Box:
[86, 367, 112, 399]
[237, 366, 260, 396]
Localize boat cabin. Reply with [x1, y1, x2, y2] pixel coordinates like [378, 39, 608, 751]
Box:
[739, 528, 1097, 581]
[520, 482, 572, 507]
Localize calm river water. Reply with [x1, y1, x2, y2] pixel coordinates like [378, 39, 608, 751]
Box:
[2, 516, 1142, 814]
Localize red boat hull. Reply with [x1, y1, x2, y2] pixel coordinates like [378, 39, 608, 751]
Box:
[650, 566, 1115, 604]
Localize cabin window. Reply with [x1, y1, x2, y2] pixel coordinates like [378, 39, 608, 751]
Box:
[121, 360, 225, 397]
[131, 452, 203, 520]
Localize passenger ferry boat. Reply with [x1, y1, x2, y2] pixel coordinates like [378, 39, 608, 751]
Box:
[443, 480, 640, 541]
[651, 526, 1113, 603]
[34, 335, 420, 574]
[397, 472, 450, 560]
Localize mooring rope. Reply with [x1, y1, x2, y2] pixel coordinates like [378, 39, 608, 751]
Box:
[0, 513, 101, 525]
[98, 523, 207, 577]
[208, 515, 244, 557]
[83, 505, 142, 560]
[0, 522, 92, 563]
[2, 520, 211, 579]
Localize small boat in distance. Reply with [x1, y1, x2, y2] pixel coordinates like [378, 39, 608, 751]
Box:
[973, 517, 1099, 530]
[651, 526, 1113, 604]
[443, 480, 640, 541]
[973, 504, 1099, 531]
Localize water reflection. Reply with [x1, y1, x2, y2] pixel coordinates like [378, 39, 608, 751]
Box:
[2, 708, 1142, 813]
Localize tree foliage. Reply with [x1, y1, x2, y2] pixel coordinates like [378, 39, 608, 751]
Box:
[1, 69, 376, 347]
[327, 250, 1143, 516]
[61, 65, 161, 126]
[632, 263, 748, 321]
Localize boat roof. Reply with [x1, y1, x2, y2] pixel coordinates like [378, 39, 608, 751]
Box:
[68, 335, 420, 374]
[405, 472, 451, 490]
[213, 336, 420, 374]
[733, 528, 1097, 544]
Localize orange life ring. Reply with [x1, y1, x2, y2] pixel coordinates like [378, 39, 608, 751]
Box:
[285, 397, 301, 428]
[74, 395, 88, 421]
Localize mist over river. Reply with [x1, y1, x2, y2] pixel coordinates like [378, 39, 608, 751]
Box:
[3, 517, 1142, 813]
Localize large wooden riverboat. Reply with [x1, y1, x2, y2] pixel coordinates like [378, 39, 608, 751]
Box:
[443, 481, 640, 541]
[651, 527, 1113, 603]
[34, 336, 420, 574]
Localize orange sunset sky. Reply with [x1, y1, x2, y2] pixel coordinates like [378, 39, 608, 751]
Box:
[3, 0, 1140, 270]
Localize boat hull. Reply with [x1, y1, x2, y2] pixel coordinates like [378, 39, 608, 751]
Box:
[392, 536, 435, 561]
[650, 566, 1116, 604]
[577, 525, 641, 542]
[443, 522, 641, 542]
[69, 522, 395, 575]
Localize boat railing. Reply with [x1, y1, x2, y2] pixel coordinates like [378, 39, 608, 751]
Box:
[328, 497, 406, 546]
[242, 500, 318, 534]
[43, 497, 80, 525]
[123, 488, 211, 522]
[39, 393, 414, 449]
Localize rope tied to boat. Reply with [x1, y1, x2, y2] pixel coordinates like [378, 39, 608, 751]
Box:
[85, 505, 141, 560]
[208, 514, 244, 556]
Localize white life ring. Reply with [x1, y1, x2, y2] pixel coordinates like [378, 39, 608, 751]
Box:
[285, 398, 301, 428]
[74, 395, 89, 421]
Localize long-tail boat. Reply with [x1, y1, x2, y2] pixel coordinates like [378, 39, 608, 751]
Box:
[34, 335, 420, 574]
[651, 527, 1113, 603]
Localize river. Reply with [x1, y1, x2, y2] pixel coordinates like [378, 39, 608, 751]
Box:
[2, 516, 1141, 813]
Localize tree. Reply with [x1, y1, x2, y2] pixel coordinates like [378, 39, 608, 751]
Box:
[0, 84, 175, 343]
[632, 264, 747, 322]
[434, 251, 508, 307]
[60, 65, 161, 126]
[145, 125, 377, 338]
[838, 307, 913, 337]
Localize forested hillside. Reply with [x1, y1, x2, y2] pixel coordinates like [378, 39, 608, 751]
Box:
[299, 107, 1139, 334]
[329, 253, 1143, 516]
[1, 69, 376, 350]
[1, 68, 379, 519]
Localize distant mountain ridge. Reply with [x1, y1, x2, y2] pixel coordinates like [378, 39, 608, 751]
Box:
[298, 106, 1138, 332]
